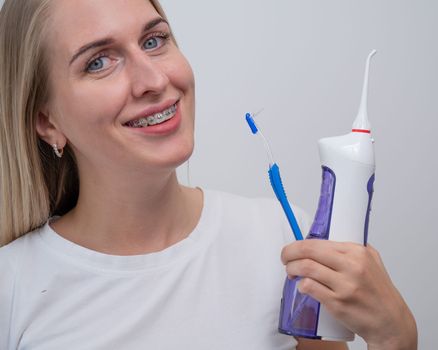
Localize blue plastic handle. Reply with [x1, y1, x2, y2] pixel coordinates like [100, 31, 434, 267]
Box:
[268, 163, 304, 241]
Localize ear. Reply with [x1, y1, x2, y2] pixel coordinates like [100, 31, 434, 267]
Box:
[35, 106, 66, 147]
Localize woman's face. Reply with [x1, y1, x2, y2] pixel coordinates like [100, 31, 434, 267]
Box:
[38, 0, 195, 177]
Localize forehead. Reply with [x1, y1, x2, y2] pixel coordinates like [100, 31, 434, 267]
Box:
[47, 0, 160, 57]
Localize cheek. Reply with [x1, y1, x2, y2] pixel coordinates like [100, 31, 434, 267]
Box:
[49, 82, 128, 159]
[57, 81, 128, 131]
[168, 53, 195, 98]
[172, 56, 196, 130]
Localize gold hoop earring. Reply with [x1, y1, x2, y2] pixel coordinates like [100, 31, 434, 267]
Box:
[52, 143, 64, 158]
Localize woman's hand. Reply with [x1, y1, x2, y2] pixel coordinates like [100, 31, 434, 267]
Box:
[281, 240, 417, 350]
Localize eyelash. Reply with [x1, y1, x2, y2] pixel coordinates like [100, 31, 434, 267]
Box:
[84, 31, 171, 74]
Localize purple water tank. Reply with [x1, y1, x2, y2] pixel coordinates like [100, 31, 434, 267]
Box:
[278, 166, 336, 338]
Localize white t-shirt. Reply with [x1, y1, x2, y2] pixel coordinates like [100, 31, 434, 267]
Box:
[0, 189, 310, 350]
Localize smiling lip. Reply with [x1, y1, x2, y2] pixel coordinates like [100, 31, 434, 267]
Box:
[123, 99, 180, 126]
[124, 101, 182, 136]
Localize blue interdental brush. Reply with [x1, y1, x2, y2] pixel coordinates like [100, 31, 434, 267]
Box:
[245, 112, 303, 241]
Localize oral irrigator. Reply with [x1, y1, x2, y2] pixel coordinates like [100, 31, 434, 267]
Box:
[277, 49, 377, 341]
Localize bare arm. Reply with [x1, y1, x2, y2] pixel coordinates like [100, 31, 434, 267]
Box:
[296, 338, 348, 350]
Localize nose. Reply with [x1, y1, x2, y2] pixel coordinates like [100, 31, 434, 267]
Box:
[129, 52, 169, 98]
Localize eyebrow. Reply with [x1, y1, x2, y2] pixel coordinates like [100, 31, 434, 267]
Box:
[69, 17, 169, 66]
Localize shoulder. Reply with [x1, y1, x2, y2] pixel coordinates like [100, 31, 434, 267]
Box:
[205, 188, 309, 224]
[0, 235, 25, 278]
[0, 225, 46, 346]
[0, 225, 46, 283]
[203, 188, 310, 243]
[0, 235, 24, 341]
[0, 240, 20, 333]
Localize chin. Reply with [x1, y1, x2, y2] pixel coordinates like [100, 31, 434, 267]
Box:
[152, 138, 194, 171]
[172, 140, 194, 167]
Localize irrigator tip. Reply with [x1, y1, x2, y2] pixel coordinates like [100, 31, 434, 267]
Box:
[352, 49, 377, 133]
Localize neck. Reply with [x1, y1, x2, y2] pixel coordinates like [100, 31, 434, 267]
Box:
[51, 170, 203, 255]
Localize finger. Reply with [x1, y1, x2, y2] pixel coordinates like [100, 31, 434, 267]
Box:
[285, 258, 341, 292]
[366, 244, 392, 279]
[281, 239, 354, 271]
[367, 244, 383, 265]
[297, 277, 337, 308]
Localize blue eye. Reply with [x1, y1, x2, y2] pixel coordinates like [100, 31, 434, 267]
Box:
[142, 32, 170, 51]
[86, 56, 109, 73]
[143, 37, 159, 50]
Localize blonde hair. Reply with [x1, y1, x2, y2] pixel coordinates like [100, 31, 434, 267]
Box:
[0, 0, 171, 247]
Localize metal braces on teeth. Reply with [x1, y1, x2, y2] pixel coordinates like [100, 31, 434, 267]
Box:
[128, 104, 176, 127]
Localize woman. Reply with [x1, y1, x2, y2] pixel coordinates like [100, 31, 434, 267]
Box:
[0, 0, 417, 349]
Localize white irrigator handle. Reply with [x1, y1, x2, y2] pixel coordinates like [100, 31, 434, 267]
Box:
[352, 49, 377, 132]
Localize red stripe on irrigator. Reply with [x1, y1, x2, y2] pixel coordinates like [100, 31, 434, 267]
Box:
[352, 129, 371, 134]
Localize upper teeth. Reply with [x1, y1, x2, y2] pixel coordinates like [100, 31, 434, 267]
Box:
[127, 104, 177, 127]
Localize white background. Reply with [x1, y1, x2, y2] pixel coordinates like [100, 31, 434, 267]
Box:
[1, 0, 436, 348]
[161, 0, 437, 349]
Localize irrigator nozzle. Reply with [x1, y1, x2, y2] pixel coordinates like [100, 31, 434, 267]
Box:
[352, 49, 377, 133]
